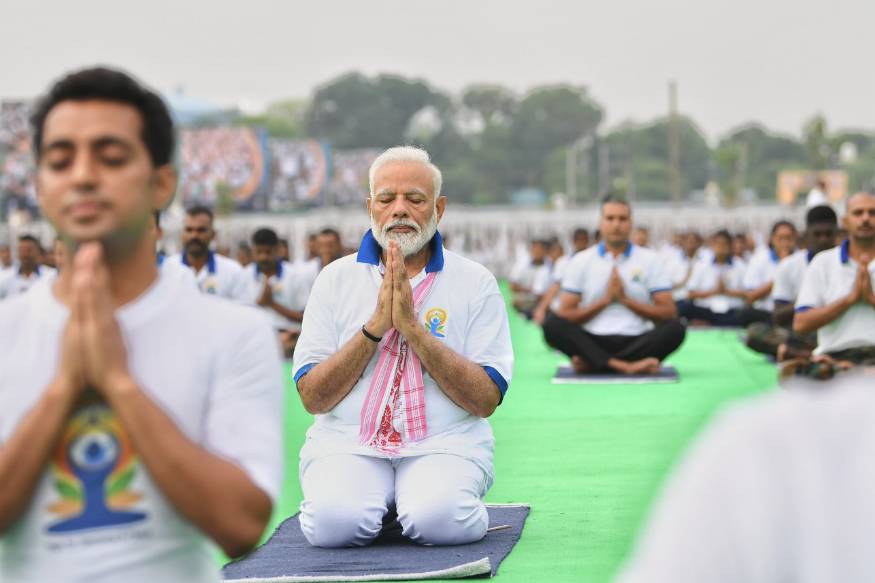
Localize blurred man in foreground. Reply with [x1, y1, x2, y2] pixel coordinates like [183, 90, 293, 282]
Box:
[0, 67, 283, 582]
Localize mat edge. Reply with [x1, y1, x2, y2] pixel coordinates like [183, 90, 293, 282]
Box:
[223, 556, 492, 582]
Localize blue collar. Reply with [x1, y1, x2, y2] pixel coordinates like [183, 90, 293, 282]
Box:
[597, 242, 633, 258]
[714, 256, 734, 266]
[357, 230, 445, 273]
[256, 260, 284, 279]
[840, 240, 850, 264]
[769, 247, 780, 263]
[19, 265, 39, 276]
[806, 249, 816, 263]
[182, 250, 217, 274]
[156, 252, 165, 267]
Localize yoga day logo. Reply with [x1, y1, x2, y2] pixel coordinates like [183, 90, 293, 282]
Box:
[424, 308, 448, 338]
[46, 389, 147, 534]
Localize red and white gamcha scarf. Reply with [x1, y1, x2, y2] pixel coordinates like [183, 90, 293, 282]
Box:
[359, 271, 438, 453]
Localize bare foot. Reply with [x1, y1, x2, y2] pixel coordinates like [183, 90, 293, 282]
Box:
[629, 358, 661, 375]
[608, 357, 660, 375]
[570, 356, 590, 374]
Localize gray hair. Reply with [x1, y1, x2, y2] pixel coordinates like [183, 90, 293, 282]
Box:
[368, 146, 442, 198]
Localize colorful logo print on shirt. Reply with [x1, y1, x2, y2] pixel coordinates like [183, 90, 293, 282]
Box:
[423, 308, 448, 338]
[46, 390, 146, 534]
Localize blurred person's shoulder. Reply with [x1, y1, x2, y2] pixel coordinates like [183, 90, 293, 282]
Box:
[159, 275, 273, 340]
[703, 377, 875, 462]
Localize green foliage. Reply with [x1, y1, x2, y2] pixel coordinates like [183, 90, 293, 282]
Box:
[236, 98, 306, 138]
[305, 72, 440, 149]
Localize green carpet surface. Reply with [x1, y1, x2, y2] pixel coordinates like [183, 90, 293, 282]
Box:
[255, 294, 779, 582]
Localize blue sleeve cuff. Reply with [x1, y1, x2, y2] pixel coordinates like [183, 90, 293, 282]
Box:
[649, 287, 672, 294]
[483, 366, 509, 404]
[293, 363, 317, 383]
[795, 305, 813, 313]
[774, 299, 791, 306]
[560, 288, 582, 295]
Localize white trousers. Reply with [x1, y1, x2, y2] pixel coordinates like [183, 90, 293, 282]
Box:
[299, 453, 489, 548]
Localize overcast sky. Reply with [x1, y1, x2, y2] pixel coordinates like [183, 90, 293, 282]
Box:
[1, 0, 871, 141]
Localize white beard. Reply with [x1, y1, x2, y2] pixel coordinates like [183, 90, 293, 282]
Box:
[371, 211, 439, 258]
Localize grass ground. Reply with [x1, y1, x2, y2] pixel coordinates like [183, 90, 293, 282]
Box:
[249, 289, 779, 582]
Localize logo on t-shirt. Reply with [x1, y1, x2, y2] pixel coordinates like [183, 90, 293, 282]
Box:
[423, 308, 448, 339]
[45, 390, 147, 534]
[202, 277, 219, 295]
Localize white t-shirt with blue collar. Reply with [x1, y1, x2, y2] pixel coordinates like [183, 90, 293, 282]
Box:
[560, 242, 672, 336]
[743, 248, 787, 311]
[687, 257, 747, 314]
[0, 265, 57, 300]
[292, 230, 514, 482]
[243, 260, 314, 332]
[772, 249, 817, 305]
[795, 241, 875, 354]
[167, 251, 248, 301]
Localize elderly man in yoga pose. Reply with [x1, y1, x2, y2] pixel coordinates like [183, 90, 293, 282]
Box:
[292, 146, 514, 547]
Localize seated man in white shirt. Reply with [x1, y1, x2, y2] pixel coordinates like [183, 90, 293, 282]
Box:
[746, 206, 838, 359]
[293, 146, 513, 548]
[168, 205, 248, 300]
[792, 192, 875, 377]
[738, 220, 798, 327]
[0, 235, 57, 300]
[532, 237, 570, 325]
[0, 67, 283, 582]
[680, 230, 748, 327]
[543, 196, 685, 375]
[509, 239, 551, 319]
[247, 227, 313, 358]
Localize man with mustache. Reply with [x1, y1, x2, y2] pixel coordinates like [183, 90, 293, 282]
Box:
[246, 227, 313, 357]
[0, 235, 56, 300]
[0, 67, 283, 582]
[544, 196, 686, 375]
[292, 146, 513, 548]
[793, 191, 875, 374]
[168, 205, 248, 300]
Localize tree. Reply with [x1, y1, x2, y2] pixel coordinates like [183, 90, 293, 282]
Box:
[506, 85, 603, 188]
[460, 84, 517, 127]
[235, 98, 307, 138]
[304, 72, 443, 149]
[803, 114, 831, 170]
[719, 123, 807, 200]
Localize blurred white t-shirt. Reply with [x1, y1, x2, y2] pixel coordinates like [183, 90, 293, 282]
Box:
[617, 376, 875, 583]
[0, 275, 284, 583]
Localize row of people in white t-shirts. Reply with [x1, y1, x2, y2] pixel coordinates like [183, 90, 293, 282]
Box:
[159, 252, 320, 331]
[0, 249, 319, 333]
[512, 240, 788, 317]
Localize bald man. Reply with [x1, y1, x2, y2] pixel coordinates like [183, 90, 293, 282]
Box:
[792, 192, 875, 377]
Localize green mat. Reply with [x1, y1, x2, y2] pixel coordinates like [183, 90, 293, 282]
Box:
[249, 288, 779, 583]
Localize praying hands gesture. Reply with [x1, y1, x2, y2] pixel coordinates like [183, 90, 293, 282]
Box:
[365, 240, 419, 338]
[607, 267, 626, 302]
[849, 255, 875, 307]
[56, 242, 135, 401]
[256, 279, 274, 307]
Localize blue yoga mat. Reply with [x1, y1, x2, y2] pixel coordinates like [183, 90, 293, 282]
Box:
[223, 504, 530, 581]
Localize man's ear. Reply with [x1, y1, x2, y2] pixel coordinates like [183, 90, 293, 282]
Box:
[436, 195, 447, 222]
[152, 164, 178, 212]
